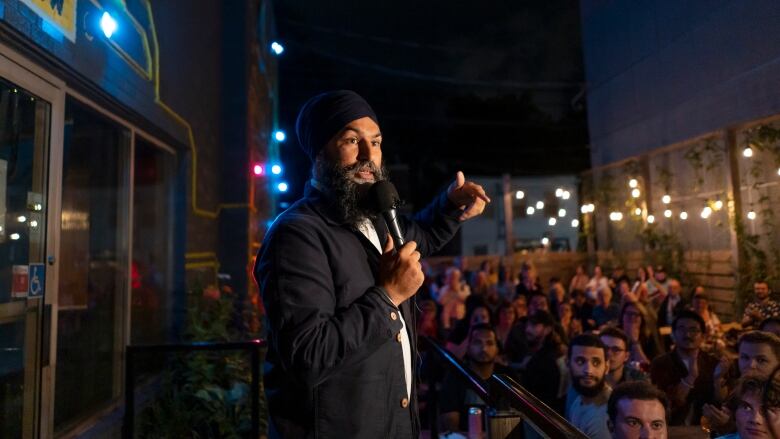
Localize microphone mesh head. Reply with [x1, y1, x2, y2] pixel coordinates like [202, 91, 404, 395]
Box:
[368, 180, 400, 212]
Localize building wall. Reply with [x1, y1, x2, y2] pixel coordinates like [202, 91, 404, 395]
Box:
[580, 0, 780, 167]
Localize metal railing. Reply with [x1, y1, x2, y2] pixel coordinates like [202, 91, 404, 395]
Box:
[423, 336, 587, 439]
[123, 339, 266, 439]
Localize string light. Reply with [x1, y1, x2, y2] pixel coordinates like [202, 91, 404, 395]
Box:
[634, 208, 642, 215]
[647, 215, 655, 223]
[558, 209, 566, 217]
[748, 210, 757, 220]
[562, 190, 571, 200]
[701, 206, 712, 219]
[581, 205, 588, 214]
[536, 201, 544, 209]
[515, 190, 524, 200]
[629, 179, 638, 188]
[526, 206, 535, 215]
[631, 188, 641, 198]
[548, 217, 557, 226]
[680, 211, 688, 220]
[664, 209, 672, 218]
[662, 195, 671, 204]
[743, 147, 754, 158]
[571, 219, 579, 228]
[609, 212, 623, 221]
[713, 200, 723, 211]
[555, 188, 563, 197]
[541, 237, 550, 246]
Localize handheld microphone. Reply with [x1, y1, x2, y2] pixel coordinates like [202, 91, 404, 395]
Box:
[368, 180, 405, 247]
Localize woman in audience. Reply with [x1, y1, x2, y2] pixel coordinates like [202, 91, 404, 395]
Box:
[494, 301, 517, 351]
[557, 300, 582, 341]
[438, 267, 471, 331]
[691, 287, 723, 351]
[619, 301, 664, 368]
[569, 264, 589, 295]
[445, 299, 492, 358]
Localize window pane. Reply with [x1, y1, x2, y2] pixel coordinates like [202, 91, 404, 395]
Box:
[54, 97, 129, 432]
[0, 79, 50, 439]
[131, 138, 175, 345]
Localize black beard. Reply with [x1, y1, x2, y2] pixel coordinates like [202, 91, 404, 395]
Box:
[571, 373, 607, 398]
[314, 159, 388, 225]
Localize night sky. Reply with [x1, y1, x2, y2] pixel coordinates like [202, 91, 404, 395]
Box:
[273, 0, 590, 208]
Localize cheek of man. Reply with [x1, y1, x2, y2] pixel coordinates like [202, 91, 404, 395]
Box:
[613, 399, 667, 439]
[326, 117, 382, 170]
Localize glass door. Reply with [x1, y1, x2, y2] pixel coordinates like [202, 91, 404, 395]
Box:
[0, 49, 64, 439]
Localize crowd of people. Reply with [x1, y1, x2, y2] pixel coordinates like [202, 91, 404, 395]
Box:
[417, 259, 780, 438]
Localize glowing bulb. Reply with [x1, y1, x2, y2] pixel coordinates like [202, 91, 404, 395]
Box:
[548, 217, 557, 226]
[629, 179, 638, 188]
[662, 195, 671, 204]
[748, 210, 757, 220]
[515, 190, 524, 200]
[536, 201, 544, 209]
[253, 164, 264, 176]
[34, 203, 42, 211]
[664, 209, 672, 218]
[10, 233, 20, 240]
[571, 219, 579, 228]
[581, 205, 589, 214]
[680, 211, 688, 220]
[526, 206, 535, 215]
[631, 188, 641, 198]
[588, 203, 595, 212]
[634, 208, 642, 215]
[100, 12, 118, 38]
[701, 207, 712, 219]
[30, 220, 38, 228]
[271, 41, 285, 55]
[555, 188, 563, 197]
[743, 147, 754, 158]
[541, 237, 550, 246]
[777, 168, 780, 176]
[277, 182, 289, 192]
[17, 216, 26, 223]
[274, 130, 286, 142]
[647, 215, 655, 224]
[558, 209, 566, 217]
[609, 212, 623, 221]
[713, 200, 723, 211]
[562, 191, 571, 200]
[271, 164, 283, 175]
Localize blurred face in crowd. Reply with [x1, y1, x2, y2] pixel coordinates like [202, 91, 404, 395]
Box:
[692, 293, 708, 314]
[739, 342, 780, 378]
[601, 335, 629, 373]
[558, 302, 573, 321]
[735, 390, 772, 439]
[467, 329, 499, 365]
[609, 398, 668, 439]
[498, 305, 516, 327]
[551, 282, 565, 301]
[569, 345, 609, 397]
[654, 270, 666, 283]
[672, 318, 703, 351]
[512, 296, 527, 318]
[529, 295, 549, 315]
[755, 282, 771, 301]
[668, 279, 682, 297]
[576, 265, 585, 276]
[525, 322, 551, 348]
[618, 280, 631, 297]
[594, 266, 603, 278]
[762, 321, 780, 338]
[622, 304, 643, 331]
[470, 307, 491, 326]
[636, 267, 647, 282]
[573, 292, 586, 306]
[598, 288, 613, 307]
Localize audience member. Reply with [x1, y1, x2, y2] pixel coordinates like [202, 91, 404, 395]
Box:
[620, 301, 664, 367]
[494, 301, 517, 352]
[657, 279, 688, 350]
[438, 324, 514, 433]
[566, 334, 612, 439]
[594, 287, 621, 328]
[606, 381, 669, 439]
[511, 311, 563, 413]
[600, 327, 649, 389]
[742, 281, 780, 329]
[438, 267, 471, 331]
[446, 302, 492, 358]
[646, 266, 669, 306]
[715, 374, 772, 439]
[570, 264, 590, 295]
[549, 277, 567, 319]
[586, 265, 610, 302]
[650, 310, 718, 426]
[515, 262, 541, 299]
[572, 289, 596, 331]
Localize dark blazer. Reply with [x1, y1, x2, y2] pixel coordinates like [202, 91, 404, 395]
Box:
[254, 184, 461, 439]
[650, 349, 718, 426]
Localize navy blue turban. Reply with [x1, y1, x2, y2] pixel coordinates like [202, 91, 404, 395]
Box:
[295, 90, 378, 163]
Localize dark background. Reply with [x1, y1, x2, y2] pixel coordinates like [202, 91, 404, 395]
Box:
[272, 0, 591, 208]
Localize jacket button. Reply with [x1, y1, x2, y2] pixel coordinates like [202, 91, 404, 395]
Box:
[401, 397, 409, 408]
[396, 332, 403, 342]
[390, 312, 397, 321]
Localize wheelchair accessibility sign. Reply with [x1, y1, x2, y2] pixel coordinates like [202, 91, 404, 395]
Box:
[29, 263, 45, 297]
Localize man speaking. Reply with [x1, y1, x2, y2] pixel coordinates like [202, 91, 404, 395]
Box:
[254, 90, 489, 438]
